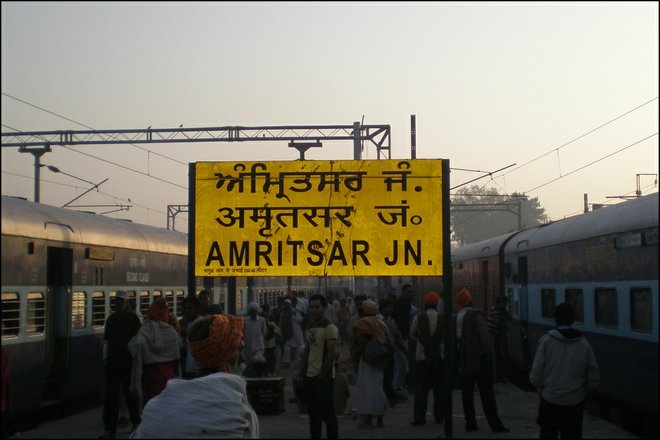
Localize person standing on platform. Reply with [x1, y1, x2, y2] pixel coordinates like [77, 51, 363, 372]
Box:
[337, 298, 351, 346]
[297, 294, 339, 439]
[379, 297, 408, 407]
[487, 295, 510, 383]
[530, 302, 600, 439]
[280, 298, 301, 368]
[198, 289, 223, 315]
[392, 284, 415, 395]
[347, 294, 367, 351]
[263, 315, 282, 376]
[129, 298, 181, 408]
[410, 291, 445, 426]
[179, 296, 201, 379]
[242, 302, 267, 377]
[351, 299, 394, 429]
[100, 290, 142, 439]
[454, 288, 509, 434]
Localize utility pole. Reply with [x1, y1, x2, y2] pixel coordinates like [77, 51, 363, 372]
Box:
[18, 145, 51, 202]
[410, 114, 416, 160]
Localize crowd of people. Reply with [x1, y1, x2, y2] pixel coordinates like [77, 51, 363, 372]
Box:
[95, 285, 599, 439]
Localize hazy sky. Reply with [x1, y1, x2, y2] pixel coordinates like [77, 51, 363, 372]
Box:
[2, 1, 658, 232]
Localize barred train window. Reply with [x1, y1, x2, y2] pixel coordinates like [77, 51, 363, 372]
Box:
[541, 289, 556, 320]
[565, 289, 584, 323]
[139, 291, 150, 317]
[1, 293, 20, 338]
[175, 290, 184, 318]
[92, 292, 106, 327]
[165, 290, 174, 312]
[630, 288, 652, 333]
[72, 291, 87, 330]
[26, 292, 46, 334]
[595, 288, 618, 328]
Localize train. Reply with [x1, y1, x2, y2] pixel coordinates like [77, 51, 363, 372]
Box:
[0, 195, 203, 424]
[452, 192, 659, 437]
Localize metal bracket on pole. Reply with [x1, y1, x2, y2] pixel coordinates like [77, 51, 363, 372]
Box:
[289, 141, 322, 160]
[18, 145, 51, 203]
[167, 204, 189, 230]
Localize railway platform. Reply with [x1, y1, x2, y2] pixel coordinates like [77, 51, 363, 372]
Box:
[8, 364, 637, 439]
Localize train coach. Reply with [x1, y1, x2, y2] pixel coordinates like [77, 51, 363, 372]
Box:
[452, 192, 659, 436]
[0, 196, 199, 421]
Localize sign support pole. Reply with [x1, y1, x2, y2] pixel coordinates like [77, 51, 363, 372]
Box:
[442, 159, 453, 438]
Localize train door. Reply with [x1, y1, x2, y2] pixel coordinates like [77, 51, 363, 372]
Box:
[481, 260, 489, 313]
[44, 247, 73, 401]
[518, 256, 528, 322]
[517, 256, 533, 367]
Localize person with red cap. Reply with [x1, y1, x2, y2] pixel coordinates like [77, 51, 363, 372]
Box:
[409, 290, 446, 426]
[454, 288, 509, 434]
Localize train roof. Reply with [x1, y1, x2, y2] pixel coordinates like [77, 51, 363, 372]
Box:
[451, 230, 518, 262]
[505, 192, 659, 253]
[1, 196, 188, 255]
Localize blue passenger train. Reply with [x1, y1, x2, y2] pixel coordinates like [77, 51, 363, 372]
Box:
[452, 192, 659, 436]
[0, 196, 201, 424]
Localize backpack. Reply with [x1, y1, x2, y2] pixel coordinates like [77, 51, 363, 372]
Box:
[361, 334, 392, 368]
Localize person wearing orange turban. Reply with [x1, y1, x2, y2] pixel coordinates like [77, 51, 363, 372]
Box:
[188, 314, 244, 374]
[454, 288, 509, 433]
[410, 291, 445, 426]
[132, 313, 258, 438]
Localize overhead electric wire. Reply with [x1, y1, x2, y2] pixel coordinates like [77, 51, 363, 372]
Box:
[524, 132, 658, 194]
[498, 96, 658, 178]
[1, 168, 166, 215]
[1, 92, 187, 166]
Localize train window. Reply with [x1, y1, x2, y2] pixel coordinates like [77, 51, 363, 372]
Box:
[565, 289, 584, 323]
[26, 292, 46, 335]
[175, 290, 184, 318]
[139, 291, 150, 317]
[164, 290, 174, 312]
[152, 290, 162, 299]
[630, 288, 652, 333]
[1, 293, 20, 338]
[72, 291, 87, 330]
[541, 289, 556, 320]
[595, 288, 618, 328]
[645, 229, 658, 245]
[92, 292, 106, 327]
[615, 233, 642, 248]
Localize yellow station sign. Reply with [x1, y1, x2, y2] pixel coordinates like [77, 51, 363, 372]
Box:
[194, 159, 443, 277]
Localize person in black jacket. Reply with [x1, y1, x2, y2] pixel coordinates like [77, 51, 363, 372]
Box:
[392, 284, 416, 393]
[410, 291, 445, 426]
[454, 288, 509, 434]
[100, 291, 142, 439]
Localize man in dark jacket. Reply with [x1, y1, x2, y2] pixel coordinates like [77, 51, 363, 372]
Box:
[392, 284, 415, 393]
[100, 291, 142, 439]
[454, 288, 509, 434]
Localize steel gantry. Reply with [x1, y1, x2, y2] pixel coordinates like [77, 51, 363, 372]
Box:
[2, 122, 392, 213]
[1, 122, 392, 159]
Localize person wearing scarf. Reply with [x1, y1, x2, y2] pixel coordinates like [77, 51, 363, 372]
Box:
[129, 298, 181, 408]
[351, 299, 394, 429]
[132, 313, 259, 438]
